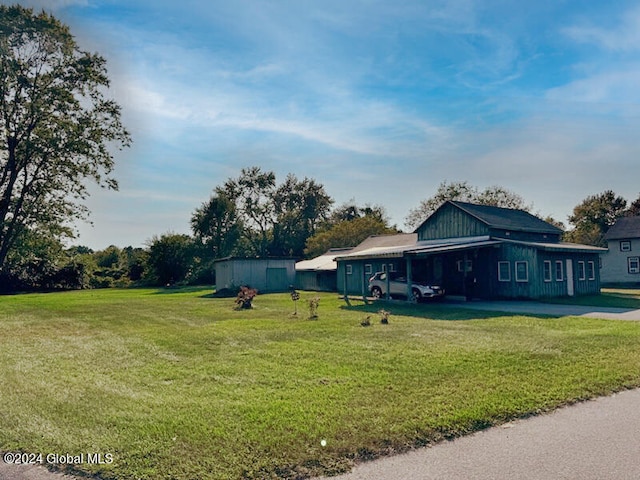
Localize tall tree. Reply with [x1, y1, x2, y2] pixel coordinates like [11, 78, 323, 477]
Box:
[304, 215, 398, 259]
[565, 190, 627, 247]
[627, 194, 640, 217]
[191, 193, 242, 259]
[146, 233, 196, 285]
[218, 166, 276, 256]
[270, 174, 333, 257]
[0, 6, 131, 271]
[404, 181, 530, 229]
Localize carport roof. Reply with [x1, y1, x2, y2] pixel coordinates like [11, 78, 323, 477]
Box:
[499, 238, 607, 253]
[335, 236, 501, 261]
[334, 234, 606, 262]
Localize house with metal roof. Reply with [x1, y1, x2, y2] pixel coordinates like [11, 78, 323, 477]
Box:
[336, 201, 605, 300]
[601, 216, 640, 285]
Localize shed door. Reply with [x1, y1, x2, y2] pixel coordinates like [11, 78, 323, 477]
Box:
[566, 260, 574, 297]
[266, 268, 288, 291]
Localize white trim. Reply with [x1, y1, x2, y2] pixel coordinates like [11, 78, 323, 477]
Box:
[498, 261, 511, 282]
[555, 260, 564, 282]
[346, 264, 353, 275]
[587, 261, 595, 280]
[364, 264, 372, 275]
[621, 241, 632, 252]
[629, 257, 640, 274]
[543, 260, 552, 282]
[578, 261, 586, 281]
[515, 261, 529, 282]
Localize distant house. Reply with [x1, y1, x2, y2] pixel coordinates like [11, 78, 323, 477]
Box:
[336, 201, 605, 300]
[295, 248, 352, 291]
[601, 216, 640, 285]
[213, 257, 296, 293]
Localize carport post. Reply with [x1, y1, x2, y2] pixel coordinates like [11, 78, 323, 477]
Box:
[406, 256, 413, 302]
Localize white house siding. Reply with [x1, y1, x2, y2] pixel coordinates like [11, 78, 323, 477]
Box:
[601, 238, 640, 285]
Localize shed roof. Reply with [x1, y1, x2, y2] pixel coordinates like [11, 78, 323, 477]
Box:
[295, 248, 352, 272]
[418, 201, 563, 235]
[604, 216, 640, 240]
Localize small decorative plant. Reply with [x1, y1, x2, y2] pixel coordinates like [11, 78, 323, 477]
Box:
[235, 286, 258, 309]
[290, 287, 300, 316]
[378, 309, 390, 324]
[308, 296, 320, 319]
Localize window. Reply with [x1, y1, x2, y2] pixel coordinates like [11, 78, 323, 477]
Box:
[555, 261, 564, 281]
[621, 241, 632, 252]
[457, 260, 473, 272]
[578, 261, 586, 281]
[346, 264, 353, 275]
[628, 257, 640, 274]
[515, 261, 529, 282]
[543, 261, 552, 282]
[587, 261, 595, 280]
[389, 263, 397, 273]
[365, 264, 372, 275]
[498, 262, 511, 282]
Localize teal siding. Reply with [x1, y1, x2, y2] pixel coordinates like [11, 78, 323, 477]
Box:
[417, 203, 489, 240]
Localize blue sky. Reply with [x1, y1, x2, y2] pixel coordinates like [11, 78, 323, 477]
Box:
[7, 0, 640, 249]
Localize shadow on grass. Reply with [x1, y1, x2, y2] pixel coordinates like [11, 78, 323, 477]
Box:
[339, 298, 551, 321]
[149, 285, 214, 295]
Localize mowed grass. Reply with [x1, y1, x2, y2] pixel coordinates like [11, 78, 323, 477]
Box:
[2, 288, 640, 479]
[547, 287, 640, 309]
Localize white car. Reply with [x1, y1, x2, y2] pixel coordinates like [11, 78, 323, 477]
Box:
[368, 272, 445, 302]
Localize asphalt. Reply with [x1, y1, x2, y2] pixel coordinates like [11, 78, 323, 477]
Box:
[318, 388, 640, 480]
[2, 300, 640, 480]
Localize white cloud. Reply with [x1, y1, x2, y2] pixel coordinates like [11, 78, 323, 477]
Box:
[563, 7, 640, 52]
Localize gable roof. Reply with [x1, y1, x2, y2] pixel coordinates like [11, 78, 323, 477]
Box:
[604, 216, 640, 240]
[444, 201, 563, 235]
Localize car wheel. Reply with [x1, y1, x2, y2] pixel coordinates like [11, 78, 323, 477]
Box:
[371, 287, 382, 299]
[411, 288, 422, 303]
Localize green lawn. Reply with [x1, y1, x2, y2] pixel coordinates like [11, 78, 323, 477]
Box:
[547, 287, 640, 309]
[2, 288, 640, 479]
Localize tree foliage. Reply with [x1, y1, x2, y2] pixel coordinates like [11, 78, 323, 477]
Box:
[0, 6, 130, 271]
[565, 190, 628, 247]
[191, 193, 242, 259]
[304, 215, 398, 259]
[196, 167, 333, 258]
[146, 233, 196, 286]
[404, 181, 530, 229]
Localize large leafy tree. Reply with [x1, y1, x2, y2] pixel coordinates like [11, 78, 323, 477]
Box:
[191, 193, 242, 259]
[627, 194, 640, 217]
[200, 167, 333, 258]
[0, 6, 131, 271]
[304, 209, 398, 259]
[146, 233, 196, 285]
[270, 174, 333, 257]
[404, 181, 531, 229]
[565, 190, 628, 247]
[218, 166, 276, 257]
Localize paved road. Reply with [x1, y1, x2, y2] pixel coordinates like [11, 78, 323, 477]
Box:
[0, 462, 79, 480]
[319, 388, 640, 480]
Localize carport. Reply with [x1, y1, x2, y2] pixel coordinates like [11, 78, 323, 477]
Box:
[336, 236, 502, 302]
